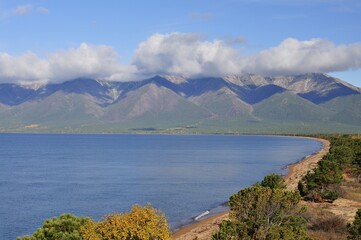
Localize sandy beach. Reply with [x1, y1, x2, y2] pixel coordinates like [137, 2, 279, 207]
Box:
[173, 137, 330, 240]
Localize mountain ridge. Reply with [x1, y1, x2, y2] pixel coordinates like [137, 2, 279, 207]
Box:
[0, 73, 360, 134]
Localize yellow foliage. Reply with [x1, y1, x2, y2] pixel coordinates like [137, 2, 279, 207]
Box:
[81, 204, 172, 240]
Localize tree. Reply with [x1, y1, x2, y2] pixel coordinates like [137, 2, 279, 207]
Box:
[17, 214, 90, 240]
[81, 204, 171, 240]
[314, 159, 343, 185]
[352, 152, 361, 184]
[329, 146, 354, 167]
[213, 183, 311, 239]
[261, 173, 286, 189]
[348, 209, 361, 240]
[212, 220, 250, 240]
[300, 157, 343, 202]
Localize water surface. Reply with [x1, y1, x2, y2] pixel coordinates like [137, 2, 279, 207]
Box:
[0, 134, 322, 239]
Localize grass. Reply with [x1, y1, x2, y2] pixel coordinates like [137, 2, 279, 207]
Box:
[310, 171, 361, 237]
[303, 204, 348, 240]
[340, 178, 361, 202]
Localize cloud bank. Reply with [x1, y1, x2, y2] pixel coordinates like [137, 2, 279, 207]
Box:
[133, 33, 241, 77]
[1, 33, 361, 84]
[246, 38, 361, 75]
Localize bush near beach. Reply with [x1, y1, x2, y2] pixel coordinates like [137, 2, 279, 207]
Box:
[80, 204, 171, 240]
[17, 204, 171, 240]
[212, 175, 312, 240]
[16, 214, 90, 240]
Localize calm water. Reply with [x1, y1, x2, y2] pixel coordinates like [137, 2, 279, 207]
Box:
[0, 134, 322, 239]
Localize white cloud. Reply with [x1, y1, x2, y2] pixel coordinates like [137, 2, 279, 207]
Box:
[244, 38, 361, 75]
[0, 52, 49, 83]
[12, 5, 49, 17]
[0, 44, 140, 84]
[0, 33, 361, 84]
[133, 33, 242, 77]
[47, 43, 141, 82]
[133, 33, 361, 78]
[15, 4, 32, 15]
[48, 43, 122, 81]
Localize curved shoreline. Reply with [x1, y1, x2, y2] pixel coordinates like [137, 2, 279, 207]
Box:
[173, 137, 330, 240]
[284, 137, 330, 191]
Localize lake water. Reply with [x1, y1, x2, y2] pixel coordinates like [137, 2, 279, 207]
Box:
[0, 134, 322, 239]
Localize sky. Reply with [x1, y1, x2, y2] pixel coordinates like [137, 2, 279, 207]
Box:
[0, 0, 360, 86]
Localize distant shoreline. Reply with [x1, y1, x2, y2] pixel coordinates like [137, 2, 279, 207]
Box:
[0, 131, 326, 137]
[173, 137, 330, 240]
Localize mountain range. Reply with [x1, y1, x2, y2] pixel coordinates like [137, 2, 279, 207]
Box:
[0, 73, 360, 134]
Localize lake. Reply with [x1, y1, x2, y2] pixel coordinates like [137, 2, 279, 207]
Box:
[0, 134, 322, 239]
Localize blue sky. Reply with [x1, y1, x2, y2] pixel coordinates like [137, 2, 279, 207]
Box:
[0, 0, 360, 86]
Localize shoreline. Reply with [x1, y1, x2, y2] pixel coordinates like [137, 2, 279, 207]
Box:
[173, 137, 330, 240]
[284, 137, 330, 191]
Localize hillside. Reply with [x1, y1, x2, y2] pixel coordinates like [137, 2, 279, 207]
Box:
[0, 73, 360, 133]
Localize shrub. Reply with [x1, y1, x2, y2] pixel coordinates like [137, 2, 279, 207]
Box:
[348, 209, 361, 240]
[329, 146, 354, 167]
[213, 180, 311, 239]
[261, 173, 286, 189]
[320, 189, 340, 202]
[212, 220, 250, 240]
[81, 204, 171, 240]
[310, 216, 346, 233]
[17, 214, 90, 240]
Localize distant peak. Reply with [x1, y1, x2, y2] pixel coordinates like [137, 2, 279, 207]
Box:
[223, 74, 268, 87]
[19, 82, 45, 90]
[160, 74, 188, 84]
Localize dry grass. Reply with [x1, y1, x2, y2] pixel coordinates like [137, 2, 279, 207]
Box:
[340, 180, 361, 202]
[303, 205, 348, 240]
[301, 175, 361, 239]
[309, 230, 347, 240]
[342, 184, 361, 200]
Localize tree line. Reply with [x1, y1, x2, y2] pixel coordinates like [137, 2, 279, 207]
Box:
[298, 135, 361, 202]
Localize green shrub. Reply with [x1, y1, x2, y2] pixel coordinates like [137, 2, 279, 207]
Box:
[213, 178, 311, 239]
[298, 136, 361, 202]
[320, 189, 340, 202]
[212, 221, 250, 240]
[261, 173, 286, 189]
[348, 209, 361, 240]
[17, 214, 90, 240]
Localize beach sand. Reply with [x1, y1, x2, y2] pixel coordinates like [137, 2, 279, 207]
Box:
[173, 137, 330, 240]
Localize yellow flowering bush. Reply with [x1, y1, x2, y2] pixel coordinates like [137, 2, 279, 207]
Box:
[81, 204, 171, 240]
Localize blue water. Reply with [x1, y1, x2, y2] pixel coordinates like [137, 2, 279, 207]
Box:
[0, 134, 322, 239]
